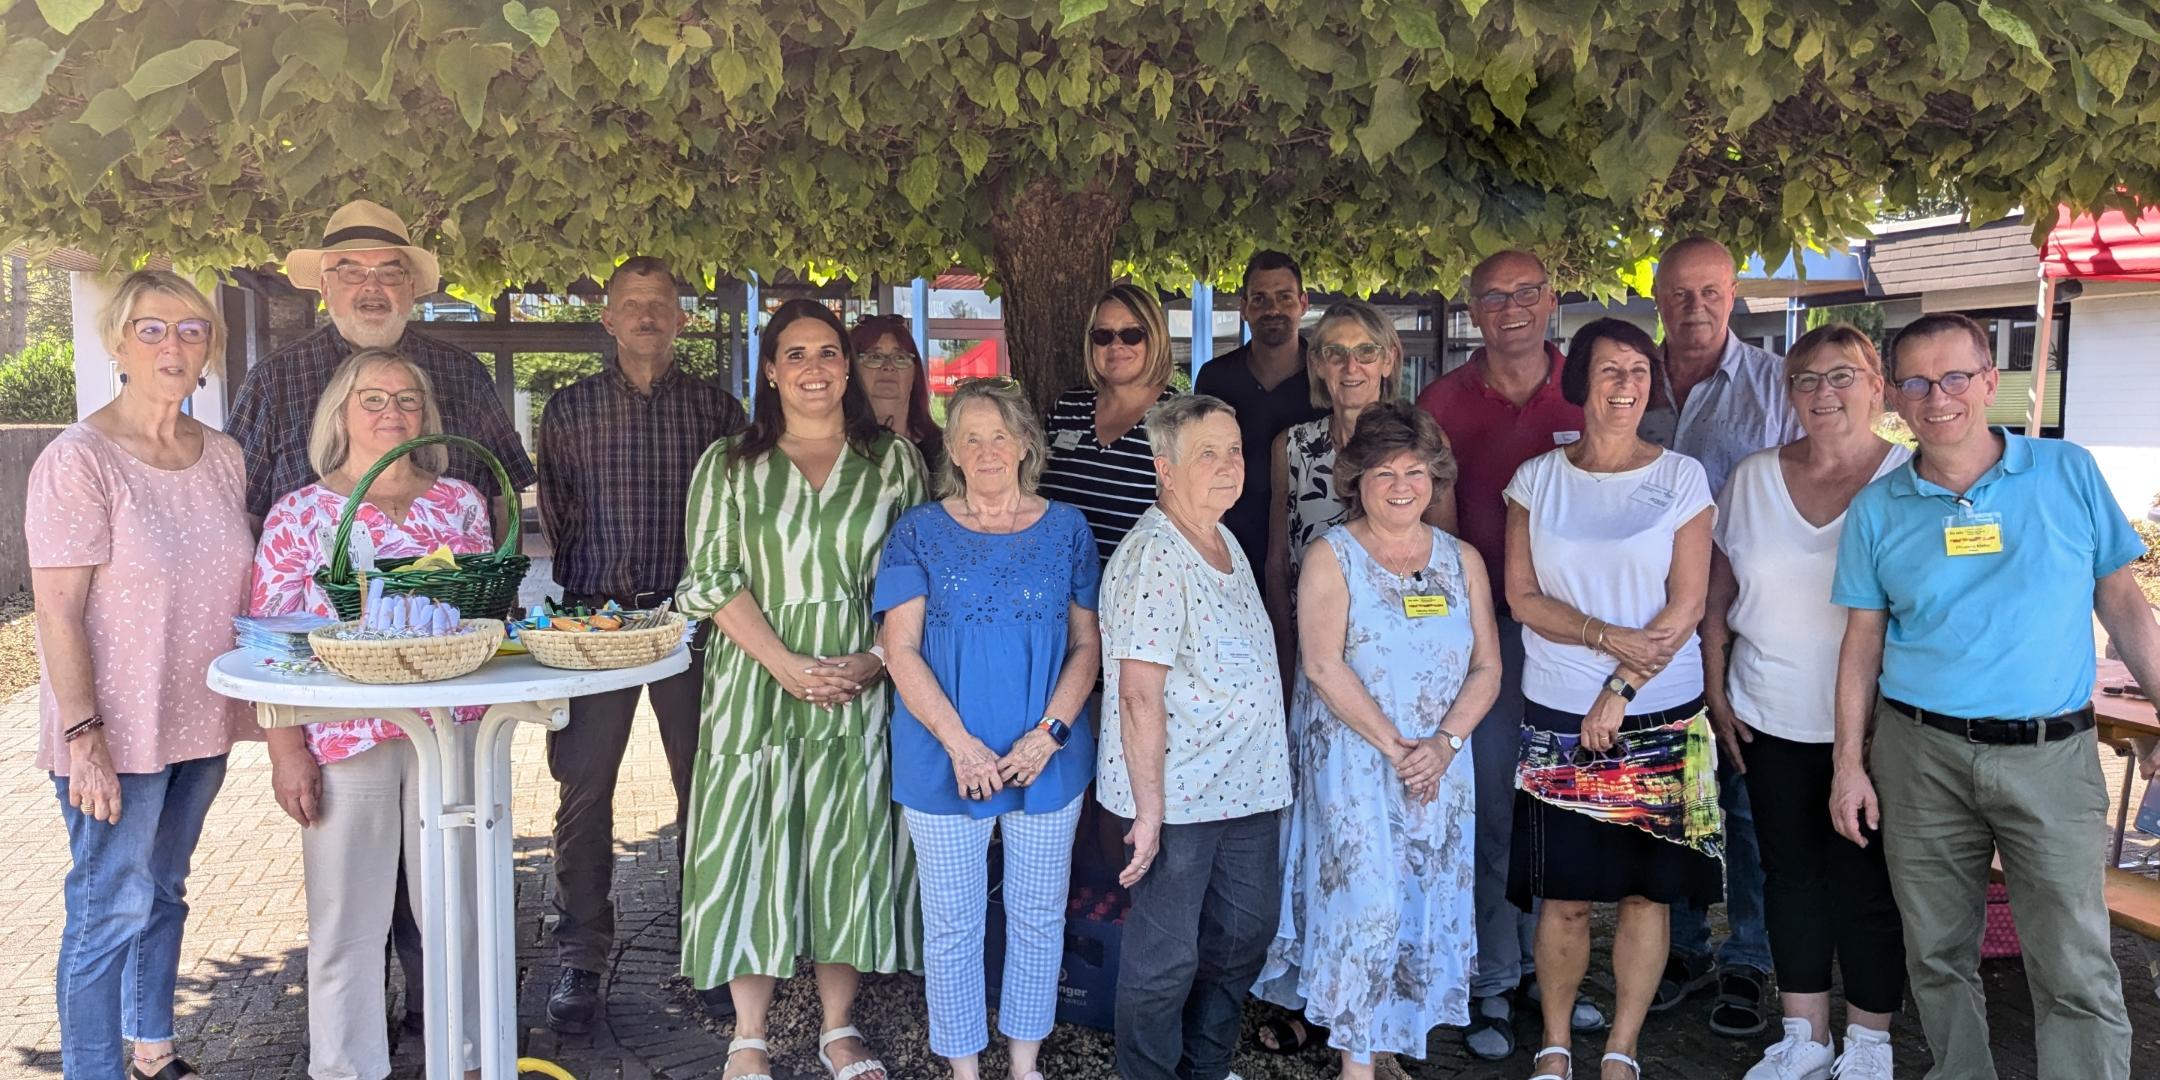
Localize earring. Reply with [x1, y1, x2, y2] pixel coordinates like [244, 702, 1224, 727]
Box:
[119, 373, 129, 384]
[197, 376, 208, 388]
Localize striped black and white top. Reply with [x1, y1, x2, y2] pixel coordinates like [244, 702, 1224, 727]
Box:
[1039, 385, 1178, 567]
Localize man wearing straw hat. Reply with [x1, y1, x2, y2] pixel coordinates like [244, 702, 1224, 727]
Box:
[225, 197, 536, 1039]
[227, 198, 535, 524]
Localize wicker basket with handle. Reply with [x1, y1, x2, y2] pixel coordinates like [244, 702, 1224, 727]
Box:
[313, 433, 531, 621]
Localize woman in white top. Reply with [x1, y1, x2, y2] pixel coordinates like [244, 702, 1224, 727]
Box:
[1503, 318, 1718, 1080]
[1706, 324, 1909, 1080]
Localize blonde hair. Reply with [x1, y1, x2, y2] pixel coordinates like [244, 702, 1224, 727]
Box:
[1084, 284, 1174, 391]
[1784, 322, 1887, 382]
[1309, 299, 1404, 408]
[306, 348, 447, 478]
[97, 269, 226, 379]
[936, 379, 1047, 499]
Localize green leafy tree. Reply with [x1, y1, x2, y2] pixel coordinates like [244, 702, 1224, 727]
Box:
[1, 1, 2156, 411]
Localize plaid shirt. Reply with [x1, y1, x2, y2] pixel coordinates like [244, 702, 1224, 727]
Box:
[537, 359, 748, 600]
[225, 323, 538, 518]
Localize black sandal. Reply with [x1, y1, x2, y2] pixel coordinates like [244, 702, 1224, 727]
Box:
[1707, 965, 1769, 1038]
[131, 1056, 200, 1080]
[1254, 1014, 1324, 1054]
[1463, 994, 1517, 1061]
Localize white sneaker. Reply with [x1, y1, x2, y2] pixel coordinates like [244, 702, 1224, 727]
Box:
[1831, 1025, 1894, 1079]
[1743, 1017, 1834, 1080]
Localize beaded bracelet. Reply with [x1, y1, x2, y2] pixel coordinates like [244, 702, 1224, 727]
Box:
[62, 714, 104, 742]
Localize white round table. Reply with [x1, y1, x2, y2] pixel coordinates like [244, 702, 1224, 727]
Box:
[208, 648, 692, 1080]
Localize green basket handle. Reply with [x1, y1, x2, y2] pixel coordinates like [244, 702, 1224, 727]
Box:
[322, 433, 522, 583]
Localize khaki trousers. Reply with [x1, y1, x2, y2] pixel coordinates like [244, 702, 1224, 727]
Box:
[1869, 698, 2130, 1080]
[302, 738, 479, 1080]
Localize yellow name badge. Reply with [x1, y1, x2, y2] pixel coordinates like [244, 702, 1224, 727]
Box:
[1402, 593, 1451, 618]
[1941, 507, 2004, 556]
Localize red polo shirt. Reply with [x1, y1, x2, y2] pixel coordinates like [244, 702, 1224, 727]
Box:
[1415, 344, 1584, 610]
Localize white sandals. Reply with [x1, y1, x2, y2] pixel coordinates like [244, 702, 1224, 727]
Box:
[725, 1037, 772, 1080]
[1602, 1051, 1642, 1078]
[1530, 1044, 1572, 1080]
[817, 1025, 887, 1080]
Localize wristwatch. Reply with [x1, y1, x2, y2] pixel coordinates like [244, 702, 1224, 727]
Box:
[1603, 675, 1639, 702]
[1439, 730, 1464, 753]
[1037, 716, 1073, 748]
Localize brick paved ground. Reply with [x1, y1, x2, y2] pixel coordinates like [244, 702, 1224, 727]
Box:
[3, 677, 2158, 1080]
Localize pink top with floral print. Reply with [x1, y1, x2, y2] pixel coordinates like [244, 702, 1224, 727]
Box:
[249, 478, 494, 764]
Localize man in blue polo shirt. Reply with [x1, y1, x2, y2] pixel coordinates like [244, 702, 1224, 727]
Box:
[1828, 312, 2160, 1080]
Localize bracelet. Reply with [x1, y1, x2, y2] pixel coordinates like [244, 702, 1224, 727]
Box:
[866, 643, 887, 666]
[63, 714, 104, 742]
[1578, 614, 1596, 648]
[1596, 624, 1610, 653]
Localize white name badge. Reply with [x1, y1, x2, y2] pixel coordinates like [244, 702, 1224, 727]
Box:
[1553, 430, 1582, 445]
[1051, 428, 1083, 451]
[1214, 636, 1258, 666]
[1630, 482, 1677, 510]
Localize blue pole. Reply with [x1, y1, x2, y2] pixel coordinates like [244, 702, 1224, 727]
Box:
[744, 272, 761, 406]
[1190, 281, 1214, 377]
[911, 277, 931, 360]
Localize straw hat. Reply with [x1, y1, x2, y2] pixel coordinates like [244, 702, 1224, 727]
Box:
[284, 199, 443, 294]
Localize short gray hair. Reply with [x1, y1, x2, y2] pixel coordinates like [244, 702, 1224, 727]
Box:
[1309, 300, 1404, 407]
[936, 379, 1046, 498]
[1143, 393, 1233, 462]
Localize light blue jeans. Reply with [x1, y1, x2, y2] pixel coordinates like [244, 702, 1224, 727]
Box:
[53, 754, 228, 1079]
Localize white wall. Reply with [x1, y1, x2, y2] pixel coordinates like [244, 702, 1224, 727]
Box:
[69, 271, 229, 429]
[2062, 285, 2160, 519]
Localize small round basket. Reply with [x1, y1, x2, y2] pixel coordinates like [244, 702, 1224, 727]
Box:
[521, 615, 686, 671]
[309, 619, 506, 685]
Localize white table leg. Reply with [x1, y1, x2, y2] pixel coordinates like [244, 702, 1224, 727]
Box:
[474, 698, 570, 1078]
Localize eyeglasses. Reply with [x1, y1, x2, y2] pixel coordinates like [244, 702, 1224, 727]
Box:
[1788, 366, 1861, 394]
[353, 389, 427, 413]
[1317, 343, 1388, 366]
[329, 263, 412, 288]
[1089, 327, 1148, 347]
[1474, 283, 1548, 313]
[129, 317, 212, 345]
[858, 350, 916, 370]
[1896, 370, 1984, 401]
[955, 376, 1022, 393]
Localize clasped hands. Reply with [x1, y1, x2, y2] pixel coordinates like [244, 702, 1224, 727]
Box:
[771, 650, 883, 708]
[947, 728, 1061, 801]
[1386, 733, 1457, 804]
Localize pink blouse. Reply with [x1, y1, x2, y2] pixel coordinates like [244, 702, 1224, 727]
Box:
[26, 424, 257, 776]
[249, 478, 494, 765]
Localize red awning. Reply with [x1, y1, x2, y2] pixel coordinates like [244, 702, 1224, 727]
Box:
[926, 338, 1003, 393]
[2043, 203, 2160, 280]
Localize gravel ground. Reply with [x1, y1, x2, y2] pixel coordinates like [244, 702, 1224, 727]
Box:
[0, 592, 35, 698]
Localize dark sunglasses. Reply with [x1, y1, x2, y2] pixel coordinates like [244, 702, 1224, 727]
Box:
[1089, 327, 1148, 347]
[130, 317, 212, 345]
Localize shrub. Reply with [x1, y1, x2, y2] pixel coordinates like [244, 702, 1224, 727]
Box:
[0, 337, 75, 423]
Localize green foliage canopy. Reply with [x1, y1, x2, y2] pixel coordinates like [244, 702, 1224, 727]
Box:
[1, 0, 2155, 303]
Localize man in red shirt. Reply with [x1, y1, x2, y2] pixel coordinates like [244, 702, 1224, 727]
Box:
[1415, 249, 1588, 1058]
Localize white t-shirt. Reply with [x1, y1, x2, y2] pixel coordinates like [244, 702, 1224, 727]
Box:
[1097, 506, 1293, 824]
[1504, 447, 1716, 714]
[1713, 443, 1912, 742]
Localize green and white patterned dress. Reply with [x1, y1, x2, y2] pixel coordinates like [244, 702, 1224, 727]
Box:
[675, 431, 925, 987]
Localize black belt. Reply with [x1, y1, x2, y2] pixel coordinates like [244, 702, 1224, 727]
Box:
[1884, 697, 2094, 745]
[563, 590, 672, 611]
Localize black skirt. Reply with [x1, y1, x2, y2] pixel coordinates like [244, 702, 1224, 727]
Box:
[1507, 696, 1724, 909]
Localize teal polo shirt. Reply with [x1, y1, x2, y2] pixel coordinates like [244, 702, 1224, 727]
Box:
[1831, 429, 2143, 719]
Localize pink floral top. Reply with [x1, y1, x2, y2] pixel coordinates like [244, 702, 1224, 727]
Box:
[249, 478, 493, 765]
[27, 424, 257, 776]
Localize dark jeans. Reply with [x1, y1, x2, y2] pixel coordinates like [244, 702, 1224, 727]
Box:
[1747, 730, 1906, 1013]
[1471, 614, 1533, 997]
[1116, 809, 1283, 1080]
[546, 617, 705, 973]
[1670, 762, 1773, 972]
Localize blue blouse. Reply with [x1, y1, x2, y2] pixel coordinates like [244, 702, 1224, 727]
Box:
[873, 499, 1102, 817]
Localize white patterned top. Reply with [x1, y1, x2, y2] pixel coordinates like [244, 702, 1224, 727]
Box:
[1096, 505, 1292, 824]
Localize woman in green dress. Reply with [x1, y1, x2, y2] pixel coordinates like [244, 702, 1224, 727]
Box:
[677, 298, 925, 1080]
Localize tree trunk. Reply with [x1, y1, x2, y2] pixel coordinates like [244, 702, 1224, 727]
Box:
[987, 170, 1132, 418]
[4, 255, 27, 356]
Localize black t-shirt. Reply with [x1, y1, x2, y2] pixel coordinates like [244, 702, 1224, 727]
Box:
[1193, 338, 1325, 582]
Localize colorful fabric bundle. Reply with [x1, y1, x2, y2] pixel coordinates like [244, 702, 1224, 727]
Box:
[1516, 711, 1725, 861]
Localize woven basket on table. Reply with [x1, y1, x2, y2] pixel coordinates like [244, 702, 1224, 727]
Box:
[521, 615, 687, 670]
[313, 434, 531, 621]
[309, 620, 505, 685]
